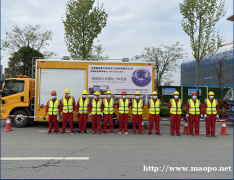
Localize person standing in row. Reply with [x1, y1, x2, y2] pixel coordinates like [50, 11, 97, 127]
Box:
[203, 91, 219, 138]
[45, 91, 60, 134]
[60, 89, 75, 135]
[102, 90, 115, 135]
[117, 91, 131, 135]
[88, 91, 102, 135]
[77, 90, 89, 134]
[132, 91, 144, 135]
[186, 92, 203, 137]
[148, 91, 161, 135]
[168, 91, 183, 136]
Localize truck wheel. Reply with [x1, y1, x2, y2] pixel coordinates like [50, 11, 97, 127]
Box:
[11, 110, 29, 127]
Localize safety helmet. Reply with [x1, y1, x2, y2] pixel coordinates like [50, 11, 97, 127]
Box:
[51, 91, 57, 96]
[152, 91, 158, 95]
[121, 91, 127, 95]
[94, 91, 100, 96]
[106, 90, 111, 94]
[64, 89, 70, 93]
[135, 91, 140, 95]
[82, 90, 88, 95]
[208, 91, 215, 96]
[192, 92, 197, 95]
[174, 91, 179, 95]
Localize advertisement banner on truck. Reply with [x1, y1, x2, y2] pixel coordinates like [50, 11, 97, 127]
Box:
[88, 65, 152, 94]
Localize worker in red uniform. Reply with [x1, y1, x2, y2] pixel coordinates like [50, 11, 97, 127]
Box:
[88, 91, 102, 135]
[168, 91, 183, 136]
[60, 89, 75, 135]
[203, 91, 219, 138]
[186, 92, 203, 137]
[76, 90, 89, 134]
[132, 91, 144, 135]
[117, 91, 131, 135]
[45, 91, 60, 134]
[148, 91, 161, 135]
[102, 90, 115, 135]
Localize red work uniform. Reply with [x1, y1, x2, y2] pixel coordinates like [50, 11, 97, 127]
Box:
[186, 99, 203, 135]
[117, 98, 131, 133]
[87, 98, 102, 133]
[148, 99, 160, 134]
[203, 99, 219, 136]
[45, 98, 60, 132]
[60, 96, 76, 133]
[101, 98, 115, 133]
[132, 98, 144, 134]
[77, 97, 90, 132]
[168, 99, 183, 134]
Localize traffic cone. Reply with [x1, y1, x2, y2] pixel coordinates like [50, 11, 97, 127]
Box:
[141, 120, 146, 134]
[182, 119, 189, 135]
[4, 115, 13, 132]
[220, 119, 228, 135]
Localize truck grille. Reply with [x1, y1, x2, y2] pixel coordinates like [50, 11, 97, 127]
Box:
[223, 108, 233, 115]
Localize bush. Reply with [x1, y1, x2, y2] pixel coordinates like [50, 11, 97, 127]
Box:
[217, 99, 223, 109]
[160, 106, 186, 117]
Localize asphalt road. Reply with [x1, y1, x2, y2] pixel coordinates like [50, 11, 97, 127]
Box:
[1, 119, 233, 179]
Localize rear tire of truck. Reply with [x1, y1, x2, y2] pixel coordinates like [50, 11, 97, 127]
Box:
[11, 110, 29, 127]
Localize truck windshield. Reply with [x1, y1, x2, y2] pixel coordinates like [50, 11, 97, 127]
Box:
[2, 80, 25, 97]
[224, 88, 233, 101]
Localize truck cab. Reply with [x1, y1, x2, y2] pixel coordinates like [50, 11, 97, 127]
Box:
[1, 75, 35, 127]
[223, 87, 234, 120]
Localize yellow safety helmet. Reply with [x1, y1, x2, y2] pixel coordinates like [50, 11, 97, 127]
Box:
[106, 90, 111, 94]
[135, 91, 140, 95]
[174, 91, 179, 95]
[82, 90, 88, 95]
[152, 91, 158, 95]
[64, 89, 70, 93]
[208, 91, 215, 96]
[94, 91, 100, 96]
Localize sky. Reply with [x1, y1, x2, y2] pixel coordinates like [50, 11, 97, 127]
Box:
[1, 0, 233, 85]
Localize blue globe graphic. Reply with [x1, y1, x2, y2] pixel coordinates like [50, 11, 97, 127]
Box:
[131, 69, 151, 87]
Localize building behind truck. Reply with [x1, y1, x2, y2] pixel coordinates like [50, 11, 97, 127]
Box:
[1, 59, 155, 127]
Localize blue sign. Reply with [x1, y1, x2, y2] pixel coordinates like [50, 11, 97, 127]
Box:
[188, 89, 202, 96]
[228, 116, 234, 120]
[162, 88, 176, 95]
[229, 105, 234, 113]
[204, 77, 212, 80]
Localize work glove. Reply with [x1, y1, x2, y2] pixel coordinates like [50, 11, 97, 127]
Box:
[90, 113, 92, 117]
[186, 114, 189, 119]
[101, 112, 103, 118]
[216, 114, 219, 120]
[200, 114, 203, 119]
[204, 114, 207, 119]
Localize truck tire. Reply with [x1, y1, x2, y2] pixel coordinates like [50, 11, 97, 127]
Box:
[11, 110, 29, 127]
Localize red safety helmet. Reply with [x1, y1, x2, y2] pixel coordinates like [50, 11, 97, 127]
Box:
[192, 92, 197, 95]
[121, 91, 127, 95]
[51, 91, 57, 96]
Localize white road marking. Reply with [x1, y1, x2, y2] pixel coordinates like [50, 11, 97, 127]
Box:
[1, 157, 89, 160]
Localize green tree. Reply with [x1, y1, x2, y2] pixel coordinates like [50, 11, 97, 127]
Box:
[62, 0, 108, 60]
[90, 40, 109, 60]
[179, 0, 226, 94]
[6, 46, 43, 78]
[1, 24, 54, 55]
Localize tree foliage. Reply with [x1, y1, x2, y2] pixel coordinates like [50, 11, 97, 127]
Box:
[179, 0, 226, 92]
[62, 0, 108, 60]
[134, 42, 187, 89]
[6, 46, 43, 78]
[1, 24, 53, 53]
[90, 40, 109, 60]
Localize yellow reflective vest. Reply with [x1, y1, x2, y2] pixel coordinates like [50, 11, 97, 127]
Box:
[205, 98, 217, 114]
[62, 96, 74, 113]
[149, 99, 160, 115]
[170, 99, 182, 115]
[119, 98, 129, 114]
[188, 99, 201, 115]
[91, 99, 102, 115]
[79, 97, 89, 114]
[103, 98, 114, 114]
[132, 99, 143, 115]
[48, 99, 59, 115]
